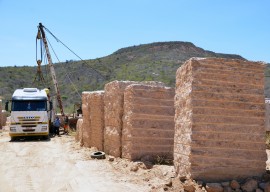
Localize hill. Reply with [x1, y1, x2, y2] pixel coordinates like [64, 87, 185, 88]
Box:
[0, 41, 247, 113]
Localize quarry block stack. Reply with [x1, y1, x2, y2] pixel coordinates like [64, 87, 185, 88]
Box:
[75, 118, 83, 145]
[88, 91, 105, 151]
[122, 84, 175, 161]
[0, 100, 2, 129]
[104, 80, 166, 157]
[81, 92, 91, 147]
[265, 99, 270, 131]
[174, 58, 267, 181]
[104, 81, 139, 157]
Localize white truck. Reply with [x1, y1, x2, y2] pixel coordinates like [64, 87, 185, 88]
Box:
[6, 88, 53, 141]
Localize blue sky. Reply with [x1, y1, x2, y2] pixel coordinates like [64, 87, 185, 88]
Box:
[0, 0, 269, 67]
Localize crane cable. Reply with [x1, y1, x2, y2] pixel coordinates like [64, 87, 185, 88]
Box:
[46, 37, 82, 98]
[36, 32, 43, 62]
[43, 26, 105, 80]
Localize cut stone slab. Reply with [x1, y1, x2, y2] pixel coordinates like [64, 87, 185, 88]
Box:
[174, 57, 267, 182]
[122, 84, 175, 161]
[104, 80, 165, 157]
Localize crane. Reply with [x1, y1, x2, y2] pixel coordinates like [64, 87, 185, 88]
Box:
[34, 22, 105, 119]
[36, 23, 65, 117]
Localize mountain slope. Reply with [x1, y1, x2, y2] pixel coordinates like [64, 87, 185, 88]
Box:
[0, 41, 245, 112]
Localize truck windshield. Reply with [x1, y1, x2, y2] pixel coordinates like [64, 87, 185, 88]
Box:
[12, 100, 47, 111]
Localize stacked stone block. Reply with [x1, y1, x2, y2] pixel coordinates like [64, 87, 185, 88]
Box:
[0, 100, 2, 129]
[174, 58, 266, 182]
[89, 91, 105, 151]
[81, 92, 91, 147]
[104, 81, 139, 157]
[122, 84, 175, 161]
[104, 80, 165, 157]
[75, 118, 83, 145]
[265, 99, 270, 131]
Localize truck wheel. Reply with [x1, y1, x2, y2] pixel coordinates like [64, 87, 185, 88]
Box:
[43, 135, 49, 140]
[91, 151, 106, 159]
[10, 137, 17, 141]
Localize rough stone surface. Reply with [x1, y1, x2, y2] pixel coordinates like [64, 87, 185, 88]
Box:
[223, 186, 233, 192]
[108, 156, 115, 162]
[81, 92, 92, 147]
[0, 100, 2, 129]
[265, 182, 270, 192]
[75, 118, 83, 145]
[130, 163, 139, 172]
[183, 180, 196, 192]
[206, 183, 224, 192]
[80, 91, 105, 149]
[104, 80, 165, 157]
[230, 180, 240, 190]
[262, 173, 270, 182]
[2, 111, 7, 127]
[266, 99, 270, 131]
[221, 182, 230, 187]
[174, 58, 267, 182]
[122, 84, 175, 161]
[241, 179, 258, 192]
[88, 91, 105, 151]
[259, 182, 266, 190]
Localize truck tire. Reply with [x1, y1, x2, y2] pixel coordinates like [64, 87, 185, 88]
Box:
[10, 137, 17, 141]
[91, 151, 106, 159]
[43, 135, 49, 140]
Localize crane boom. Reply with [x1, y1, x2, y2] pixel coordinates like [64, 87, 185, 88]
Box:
[37, 23, 65, 117]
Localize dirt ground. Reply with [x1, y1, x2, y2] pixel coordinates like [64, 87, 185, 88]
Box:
[0, 128, 174, 192]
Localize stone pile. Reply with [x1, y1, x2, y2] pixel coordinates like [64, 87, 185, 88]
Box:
[88, 91, 105, 151]
[174, 58, 266, 182]
[170, 173, 270, 192]
[122, 84, 175, 161]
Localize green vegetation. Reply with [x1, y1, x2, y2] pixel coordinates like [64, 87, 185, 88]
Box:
[0, 41, 245, 113]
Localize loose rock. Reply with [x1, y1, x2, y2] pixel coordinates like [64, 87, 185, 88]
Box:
[130, 164, 139, 172]
[241, 179, 258, 192]
[205, 183, 223, 192]
[108, 156, 115, 162]
[265, 182, 270, 192]
[259, 182, 266, 190]
[230, 180, 240, 190]
[221, 182, 230, 187]
[263, 173, 270, 182]
[183, 180, 196, 192]
[256, 188, 263, 192]
[235, 189, 242, 192]
[223, 186, 232, 192]
[165, 178, 172, 187]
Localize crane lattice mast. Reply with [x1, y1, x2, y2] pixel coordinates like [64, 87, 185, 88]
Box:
[37, 23, 65, 117]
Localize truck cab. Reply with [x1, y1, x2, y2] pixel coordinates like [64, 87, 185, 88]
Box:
[7, 88, 53, 140]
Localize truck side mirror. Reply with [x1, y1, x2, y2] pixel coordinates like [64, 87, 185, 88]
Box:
[49, 101, 53, 110]
[5, 101, 9, 111]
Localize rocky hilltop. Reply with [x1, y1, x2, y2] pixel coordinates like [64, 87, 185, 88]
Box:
[0, 41, 246, 112]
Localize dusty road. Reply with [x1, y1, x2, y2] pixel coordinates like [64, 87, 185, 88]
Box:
[0, 129, 173, 192]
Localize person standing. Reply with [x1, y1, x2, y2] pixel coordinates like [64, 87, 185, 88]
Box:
[54, 116, 61, 136]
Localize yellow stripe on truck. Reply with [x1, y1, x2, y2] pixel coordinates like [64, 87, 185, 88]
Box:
[9, 132, 48, 137]
[10, 122, 48, 125]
